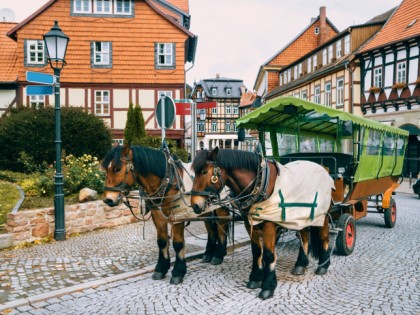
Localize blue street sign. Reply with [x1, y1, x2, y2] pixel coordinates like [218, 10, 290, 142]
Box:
[26, 85, 54, 95]
[26, 71, 55, 85]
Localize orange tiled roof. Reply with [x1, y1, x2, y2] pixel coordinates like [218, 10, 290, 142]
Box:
[0, 22, 18, 83]
[360, 0, 420, 53]
[166, 0, 189, 13]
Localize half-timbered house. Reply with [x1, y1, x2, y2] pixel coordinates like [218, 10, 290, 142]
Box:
[4, 0, 196, 146]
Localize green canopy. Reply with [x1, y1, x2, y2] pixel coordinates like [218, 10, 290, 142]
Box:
[236, 97, 409, 136]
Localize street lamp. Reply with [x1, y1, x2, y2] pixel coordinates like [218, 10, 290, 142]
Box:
[43, 20, 70, 241]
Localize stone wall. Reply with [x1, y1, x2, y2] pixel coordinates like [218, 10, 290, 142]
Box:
[5, 200, 139, 245]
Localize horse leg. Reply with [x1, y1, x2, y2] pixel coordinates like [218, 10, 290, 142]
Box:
[151, 211, 170, 280]
[211, 207, 230, 265]
[244, 220, 264, 290]
[170, 222, 187, 284]
[259, 221, 278, 300]
[314, 216, 331, 275]
[292, 228, 310, 275]
[202, 212, 217, 263]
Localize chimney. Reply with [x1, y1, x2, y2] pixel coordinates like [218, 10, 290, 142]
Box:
[319, 6, 327, 46]
[216, 73, 220, 79]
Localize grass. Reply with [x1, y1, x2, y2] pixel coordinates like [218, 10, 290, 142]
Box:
[20, 194, 79, 210]
[0, 181, 21, 231]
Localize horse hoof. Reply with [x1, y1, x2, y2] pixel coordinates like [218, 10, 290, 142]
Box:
[210, 257, 223, 265]
[152, 272, 166, 280]
[202, 254, 213, 263]
[315, 266, 328, 275]
[292, 266, 306, 276]
[170, 276, 184, 285]
[258, 289, 274, 300]
[246, 280, 262, 289]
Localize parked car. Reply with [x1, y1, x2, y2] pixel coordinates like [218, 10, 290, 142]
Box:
[413, 178, 420, 199]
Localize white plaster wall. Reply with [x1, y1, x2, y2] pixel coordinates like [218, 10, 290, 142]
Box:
[114, 111, 128, 130]
[139, 90, 155, 129]
[68, 88, 85, 107]
[113, 89, 130, 109]
[0, 90, 16, 111]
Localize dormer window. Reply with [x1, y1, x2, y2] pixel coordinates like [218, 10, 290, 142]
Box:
[336, 40, 342, 58]
[212, 87, 217, 96]
[226, 88, 232, 96]
[307, 58, 312, 74]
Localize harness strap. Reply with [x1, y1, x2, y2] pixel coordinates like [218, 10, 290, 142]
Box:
[278, 190, 319, 222]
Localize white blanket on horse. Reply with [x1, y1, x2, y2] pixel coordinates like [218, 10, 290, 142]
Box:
[249, 161, 334, 230]
[169, 162, 228, 224]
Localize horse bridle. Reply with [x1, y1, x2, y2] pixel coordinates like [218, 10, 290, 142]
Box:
[190, 161, 225, 201]
[104, 154, 136, 204]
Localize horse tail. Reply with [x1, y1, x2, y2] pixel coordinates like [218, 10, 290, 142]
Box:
[309, 226, 322, 260]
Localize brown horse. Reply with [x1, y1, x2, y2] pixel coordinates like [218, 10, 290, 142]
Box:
[191, 147, 334, 299]
[101, 145, 229, 284]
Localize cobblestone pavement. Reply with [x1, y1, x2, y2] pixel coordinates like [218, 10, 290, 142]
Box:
[1, 193, 419, 314]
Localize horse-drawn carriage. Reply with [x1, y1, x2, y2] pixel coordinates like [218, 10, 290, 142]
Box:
[235, 96, 409, 256]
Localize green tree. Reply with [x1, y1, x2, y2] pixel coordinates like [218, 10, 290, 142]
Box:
[124, 102, 136, 145]
[134, 103, 147, 139]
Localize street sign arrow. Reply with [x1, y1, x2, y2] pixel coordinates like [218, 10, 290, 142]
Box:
[26, 71, 55, 85]
[26, 85, 54, 95]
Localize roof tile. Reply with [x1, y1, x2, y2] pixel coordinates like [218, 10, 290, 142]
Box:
[0, 22, 18, 83]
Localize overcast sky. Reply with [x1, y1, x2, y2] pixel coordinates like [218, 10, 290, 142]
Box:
[1, 0, 402, 89]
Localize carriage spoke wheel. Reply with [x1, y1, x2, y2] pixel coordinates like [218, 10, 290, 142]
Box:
[384, 198, 397, 228]
[336, 213, 356, 256]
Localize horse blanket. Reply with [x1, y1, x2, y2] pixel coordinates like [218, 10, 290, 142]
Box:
[249, 160, 335, 230]
[169, 162, 228, 224]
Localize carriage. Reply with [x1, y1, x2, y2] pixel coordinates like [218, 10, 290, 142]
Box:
[236, 96, 409, 256]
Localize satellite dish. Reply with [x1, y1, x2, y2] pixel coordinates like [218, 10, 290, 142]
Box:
[0, 8, 15, 22]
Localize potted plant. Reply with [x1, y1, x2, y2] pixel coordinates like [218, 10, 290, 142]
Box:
[369, 86, 382, 93]
[391, 82, 408, 90]
[415, 77, 420, 86]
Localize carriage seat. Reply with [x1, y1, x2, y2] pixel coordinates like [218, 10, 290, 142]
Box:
[276, 153, 354, 182]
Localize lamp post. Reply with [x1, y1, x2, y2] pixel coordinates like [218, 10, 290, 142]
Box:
[43, 20, 70, 241]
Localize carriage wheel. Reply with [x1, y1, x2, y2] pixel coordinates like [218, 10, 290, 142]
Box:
[335, 213, 356, 256]
[384, 198, 396, 228]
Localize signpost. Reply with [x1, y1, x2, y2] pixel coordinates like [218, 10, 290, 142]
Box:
[26, 85, 54, 95]
[156, 95, 176, 143]
[26, 71, 55, 96]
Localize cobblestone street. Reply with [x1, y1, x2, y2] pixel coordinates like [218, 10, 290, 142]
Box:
[1, 193, 419, 314]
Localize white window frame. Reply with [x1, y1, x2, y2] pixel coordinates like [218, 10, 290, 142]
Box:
[373, 67, 383, 88]
[336, 40, 342, 58]
[211, 120, 217, 132]
[301, 90, 307, 100]
[287, 69, 292, 82]
[233, 106, 238, 115]
[313, 55, 318, 70]
[211, 87, 217, 96]
[328, 45, 333, 62]
[94, 42, 110, 65]
[233, 122, 237, 132]
[211, 106, 217, 115]
[337, 78, 344, 107]
[30, 95, 45, 108]
[314, 27, 319, 34]
[396, 61, 406, 83]
[314, 86, 321, 104]
[94, 0, 112, 14]
[114, 0, 132, 15]
[74, 0, 92, 13]
[279, 73, 283, 85]
[225, 121, 231, 132]
[322, 49, 327, 65]
[294, 66, 298, 80]
[344, 35, 350, 54]
[27, 40, 45, 65]
[226, 88, 232, 96]
[298, 63, 302, 76]
[95, 90, 110, 116]
[157, 43, 174, 66]
[324, 82, 332, 107]
[197, 120, 205, 132]
[158, 91, 173, 100]
[307, 58, 312, 74]
[226, 106, 231, 115]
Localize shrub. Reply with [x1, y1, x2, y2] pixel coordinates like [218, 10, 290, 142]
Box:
[0, 107, 112, 172]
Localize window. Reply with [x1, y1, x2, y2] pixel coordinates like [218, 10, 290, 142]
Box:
[74, 0, 92, 13]
[294, 92, 300, 98]
[344, 35, 350, 54]
[95, 90, 110, 116]
[307, 58, 312, 74]
[29, 95, 45, 108]
[314, 86, 321, 104]
[26, 40, 45, 65]
[313, 55, 318, 71]
[322, 49, 327, 65]
[94, 0, 111, 13]
[279, 73, 283, 85]
[294, 66, 298, 80]
[158, 91, 173, 99]
[298, 63, 302, 76]
[396, 61, 406, 83]
[337, 78, 344, 107]
[314, 27, 319, 34]
[197, 120, 205, 132]
[336, 40, 342, 58]
[233, 106, 238, 114]
[211, 106, 217, 115]
[373, 67, 383, 88]
[225, 106, 231, 115]
[226, 88, 232, 96]
[225, 121, 231, 132]
[328, 45, 333, 62]
[301, 90, 307, 100]
[92, 42, 111, 66]
[115, 0, 132, 14]
[324, 82, 332, 107]
[287, 69, 292, 82]
[211, 87, 217, 96]
[233, 122, 237, 131]
[156, 43, 174, 68]
[211, 121, 217, 132]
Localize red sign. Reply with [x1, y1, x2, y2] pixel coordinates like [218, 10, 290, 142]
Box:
[197, 102, 217, 109]
[175, 102, 191, 115]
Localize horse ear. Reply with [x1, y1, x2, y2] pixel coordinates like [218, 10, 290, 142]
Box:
[209, 146, 219, 162]
[122, 144, 130, 156]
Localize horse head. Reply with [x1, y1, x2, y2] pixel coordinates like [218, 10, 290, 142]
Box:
[191, 147, 226, 214]
[102, 145, 137, 207]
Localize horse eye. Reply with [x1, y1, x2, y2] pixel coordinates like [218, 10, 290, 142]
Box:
[202, 170, 208, 175]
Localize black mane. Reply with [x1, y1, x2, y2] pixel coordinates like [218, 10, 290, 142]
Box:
[192, 149, 260, 174]
[102, 145, 167, 178]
